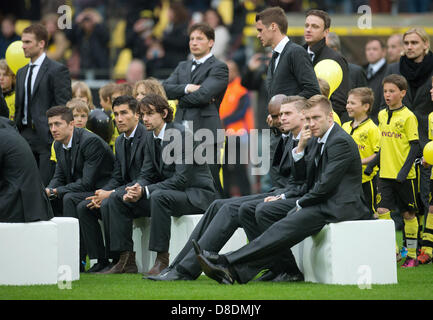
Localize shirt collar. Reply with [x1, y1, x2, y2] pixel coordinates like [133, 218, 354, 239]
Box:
[124, 124, 138, 140]
[63, 130, 74, 149]
[153, 122, 167, 141]
[274, 36, 289, 54]
[193, 52, 213, 65]
[369, 57, 386, 74]
[317, 123, 335, 145]
[30, 52, 46, 67]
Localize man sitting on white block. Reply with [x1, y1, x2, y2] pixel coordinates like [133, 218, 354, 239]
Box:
[194, 95, 372, 284]
[0, 117, 53, 223]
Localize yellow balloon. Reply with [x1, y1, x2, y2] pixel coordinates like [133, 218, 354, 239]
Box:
[314, 59, 343, 98]
[5, 41, 30, 74]
[423, 141, 433, 165]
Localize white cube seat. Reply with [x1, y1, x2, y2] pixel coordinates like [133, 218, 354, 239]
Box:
[291, 220, 397, 285]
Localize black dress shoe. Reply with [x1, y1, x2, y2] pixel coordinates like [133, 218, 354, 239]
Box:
[86, 262, 110, 273]
[192, 240, 234, 285]
[97, 262, 117, 274]
[254, 270, 278, 282]
[272, 272, 304, 282]
[145, 268, 194, 281]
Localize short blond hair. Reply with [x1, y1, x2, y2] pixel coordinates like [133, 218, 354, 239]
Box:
[66, 98, 90, 115]
[348, 87, 374, 114]
[305, 94, 333, 114]
[72, 81, 95, 109]
[403, 27, 430, 54]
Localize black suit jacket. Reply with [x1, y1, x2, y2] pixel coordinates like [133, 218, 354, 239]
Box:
[14, 55, 72, 145]
[305, 38, 350, 118]
[48, 127, 114, 197]
[348, 63, 367, 90]
[0, 126, 53, 222]
[102, 122, 147, 192]
[137, 122, 216, 211]
[298, 124, 370, 221]
[364, 61, 388, 123]
[163, 55, 228, 142]
[266, 40, 320, 100]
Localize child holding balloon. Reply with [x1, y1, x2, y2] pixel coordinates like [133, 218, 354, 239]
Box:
[364, 74, 421, 268]
[342, 87, 380, 217]
[418, 77, 433, 264]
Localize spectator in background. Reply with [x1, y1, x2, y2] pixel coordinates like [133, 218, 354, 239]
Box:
[219, 60, 254, 197]
[386, 34, 403, 64]
[133, 77, 177, 116]
[303, 9, 350, 121]
[66, 8, 110, 79]
[0, 59, 16, 120]
[146, 2, 190, 78]
[364, 38, 388, 123]
[204, 9, 230, 60]
[0, 15, 20, 59]
[125, 59, 146, 84]
[72, 81, 95, 110]
[41, 13, 70, 63]
[326, 32, 367, 90]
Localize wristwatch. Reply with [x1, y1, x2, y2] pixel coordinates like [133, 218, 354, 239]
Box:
[48, 188, 57, 200]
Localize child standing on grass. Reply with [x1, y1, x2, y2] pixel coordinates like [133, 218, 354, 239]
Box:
[342, 87, 380, 217]
[365, 74, 421, 268]
[418, 79, 433, 265]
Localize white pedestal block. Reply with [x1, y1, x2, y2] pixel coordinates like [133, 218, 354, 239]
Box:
[0, 221, 58, 285]
[51, 217, 80, 281]
[291, 220, 397, 285]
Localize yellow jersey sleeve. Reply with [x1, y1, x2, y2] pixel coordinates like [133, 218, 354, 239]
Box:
[405, 112, 419, 142]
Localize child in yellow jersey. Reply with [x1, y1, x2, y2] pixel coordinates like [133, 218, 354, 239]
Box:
[343, 87, 380, 217]
[365, 74, 421, 268]
[417, 82, 433, 264]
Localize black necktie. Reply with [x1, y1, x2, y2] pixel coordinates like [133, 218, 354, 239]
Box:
[191, 61, 200, 73]
[125, 138, 133, 165]
[154, 138, 162, 165]
[293, 139, 298, 148]
[315, 142, 323, 167]
[64, 148, 72, 181]
[269, 51, 279, 75]
[26, 64, 36, 126]
[367, 65, 373, 80]
[309, 52, 314, 62]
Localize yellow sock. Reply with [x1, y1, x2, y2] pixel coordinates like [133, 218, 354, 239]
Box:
[379, 210, 398, 253]
[404, 217, 419, 259]
[421, 212, 433, 257]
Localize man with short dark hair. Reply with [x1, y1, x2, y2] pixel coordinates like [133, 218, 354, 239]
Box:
[303, 10, 350, 121]
[45, 105, 114, 271]
[163, 22, 228, 198]
[364, 38, 388, 122]
[255, 7, 320, 100]
[102, 93, 216, 275]
[14, 24, 72, 185]
[76, 95, 146, 273]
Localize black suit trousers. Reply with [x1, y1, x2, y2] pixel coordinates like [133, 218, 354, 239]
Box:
[173, 193, 273, 278]
[226, 205, 329, 284]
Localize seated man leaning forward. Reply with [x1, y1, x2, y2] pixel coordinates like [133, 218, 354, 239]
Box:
[194, 94, 371, 284]
[104, 93, 216, 275]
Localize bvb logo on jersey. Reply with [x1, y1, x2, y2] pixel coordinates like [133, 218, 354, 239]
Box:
[359, 131, 368, 143]
[394, 119, 404, 132]
[376, 192, 381, 205]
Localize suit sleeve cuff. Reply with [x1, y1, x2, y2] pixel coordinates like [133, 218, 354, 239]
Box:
[292, 147, 305, 162]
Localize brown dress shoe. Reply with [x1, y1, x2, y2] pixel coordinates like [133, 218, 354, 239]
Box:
[103, 251, 137, 274]
[146, 252, 169, 276]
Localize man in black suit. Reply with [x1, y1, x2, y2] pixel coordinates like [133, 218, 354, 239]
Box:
[255, 7, 320, 100]
[0, 120, 53, 223]
[146, 96, 308, 282]
[364, 38, 388, 123]
[303, 10, 350, 122]
[163, 22, 228, 198]
[76, 95, 146, 273]
[102, 94, 216, 275]
[195, 95, 371, 285]
[45, 106, 114, 270]
[14, 24, 72, 186]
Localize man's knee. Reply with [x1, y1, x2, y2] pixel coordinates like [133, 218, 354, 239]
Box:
[238, 202, 254, 222]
